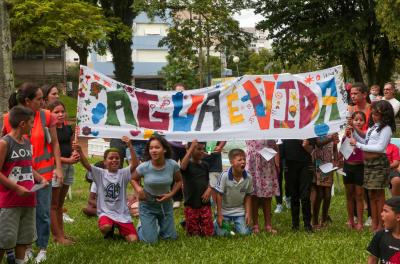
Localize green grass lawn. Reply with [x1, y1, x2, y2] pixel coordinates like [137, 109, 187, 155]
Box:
[34, 160, 372, 264]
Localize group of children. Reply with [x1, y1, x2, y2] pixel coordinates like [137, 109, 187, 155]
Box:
[1, 82, 400, 264]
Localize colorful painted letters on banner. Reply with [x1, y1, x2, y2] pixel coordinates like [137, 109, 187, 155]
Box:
[77, 65, 347, 141]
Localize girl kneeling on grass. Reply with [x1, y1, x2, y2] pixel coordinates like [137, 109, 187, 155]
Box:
[350, 100, 396, 232]
[75, 136, 139, 242]
[131, 135, 183, 244]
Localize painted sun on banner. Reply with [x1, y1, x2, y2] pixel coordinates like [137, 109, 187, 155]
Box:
[76, 65, 347, 141]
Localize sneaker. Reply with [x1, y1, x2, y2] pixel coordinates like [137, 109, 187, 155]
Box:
[24, 248, 34, 262]
[35, 250, 47, 264]
[284, 197, 291, 209]
[63, 213, 74, 223]
[364, 216, 372, 227]
[173, 201, 180, 209]
[274, 204, 283, 214]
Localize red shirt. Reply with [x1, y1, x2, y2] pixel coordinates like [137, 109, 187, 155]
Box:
[386, 143, 400, 164]
[0, 135, 35, 208]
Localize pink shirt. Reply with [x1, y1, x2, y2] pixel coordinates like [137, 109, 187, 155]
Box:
[342, 137, 363, 163]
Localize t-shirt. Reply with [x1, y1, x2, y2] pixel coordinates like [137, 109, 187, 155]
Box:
[57, 124, 73, 158]
[282, 139, 316, 163]
[213, 168, 253, 216]
[367, 229, 400, 263]
[386, 144, 400, 164]
[181, 161, 210, 208]
[88, 166, 132, 223]
[0, 135, 35, 208]
[136, 159, 180, 196]
[384, 97, 400, 116]
[342, 136, 363, 163]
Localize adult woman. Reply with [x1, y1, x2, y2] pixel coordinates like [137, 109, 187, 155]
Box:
[131, 135, 182, 243]
[3, 83, 63, 263]
[41, 84, 60, 106]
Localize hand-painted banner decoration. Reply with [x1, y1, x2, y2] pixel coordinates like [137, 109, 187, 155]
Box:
[77, 65, 347, 141]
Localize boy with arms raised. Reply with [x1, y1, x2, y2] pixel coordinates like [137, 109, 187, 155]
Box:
[367, 196, 400, 264]
[0, 106, 48, 264]
[180, 140, 213, 236]
[214, 149, 253, 236]
[75, 136, 139, 242]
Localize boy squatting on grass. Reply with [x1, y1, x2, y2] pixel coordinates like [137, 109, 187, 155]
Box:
[0, 106, 49, 264]
[74, 136, 139, 242]
[367, 196, 400, 264]
[214, 148, 253, 236]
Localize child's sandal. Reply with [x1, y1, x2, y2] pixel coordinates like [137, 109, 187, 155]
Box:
[252, 225, 260, 234]
[265, 225, 277, 235]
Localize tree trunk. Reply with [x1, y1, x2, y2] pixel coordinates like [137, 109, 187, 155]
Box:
[0, 0, 14, 119]
[341, 50, 363, 83]
[100, 0, 135, 85]
[376, 36, 394, 88]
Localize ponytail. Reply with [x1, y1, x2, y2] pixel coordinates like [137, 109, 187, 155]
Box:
[8, 82, 40, 110]
[8, 91, 18, 110]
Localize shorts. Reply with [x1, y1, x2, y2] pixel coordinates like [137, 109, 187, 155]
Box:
[209, 172, 221, 188]
[343, 163, 364, 186]
[363, 155, 390, 190]
[0, 207, 36, 249]
[52, 164, 74, 187]
[184, 205, 214, 236]
[98, 215, 137, 237]
[389, 169, 400, 180]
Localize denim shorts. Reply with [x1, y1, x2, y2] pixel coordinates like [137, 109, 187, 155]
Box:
[52, 164, 74, 187]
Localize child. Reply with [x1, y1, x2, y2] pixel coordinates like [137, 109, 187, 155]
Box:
[245, 140, 279, 234]
[0, 106, 48, 264]
[351, 100, 396, 232]
[75, 136, 139, 242]
[180, 140, 213, 236]
[214, 149, 253, 236]
[369, 85, 382, 102]
[47, 100, 80, 244]
[312, 133, 339, 229]
[387, 142, 400, 197]
[367, 197, 400, 263]
[343, 111, 366, 231]
[131, 135, 182, 244]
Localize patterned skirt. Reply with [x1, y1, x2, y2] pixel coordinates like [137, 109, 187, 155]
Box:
[363, 155, 390, 190]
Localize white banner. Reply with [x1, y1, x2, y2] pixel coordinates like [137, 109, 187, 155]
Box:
[76, 65, 347, 141]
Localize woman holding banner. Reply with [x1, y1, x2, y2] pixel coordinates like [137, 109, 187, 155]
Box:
[3, 83, 63, 263]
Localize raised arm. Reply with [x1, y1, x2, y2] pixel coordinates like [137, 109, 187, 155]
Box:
[180, 140, 197, 171]
[121, 136, 139, 172]
[73, 142, 92, 172]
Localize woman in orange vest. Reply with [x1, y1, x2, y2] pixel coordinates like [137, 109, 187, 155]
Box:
[3, 82, 63, 263]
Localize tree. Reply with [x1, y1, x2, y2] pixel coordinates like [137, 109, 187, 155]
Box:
[99, 0, 136, 84]
[141, 0, 251, 87]
[376, 0, 400, 45]
[159, 54, 198, 90]
[10, 0, 119, 66]
[254, 0, 398, 87]
[0, 0, 13, 116]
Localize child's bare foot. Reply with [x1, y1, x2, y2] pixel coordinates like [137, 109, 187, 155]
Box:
[54, 237, 74, 245]
[252, 225, 260, 234]
[354, 223, 363, 231]
[265, 225, 277, 235]
[346, 220, 355, 229]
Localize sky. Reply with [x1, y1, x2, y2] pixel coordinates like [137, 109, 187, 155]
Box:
[233, 9, 264, 28]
